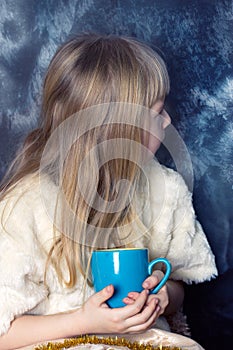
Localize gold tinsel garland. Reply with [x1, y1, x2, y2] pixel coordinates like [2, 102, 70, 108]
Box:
[34, 335, 183, 350]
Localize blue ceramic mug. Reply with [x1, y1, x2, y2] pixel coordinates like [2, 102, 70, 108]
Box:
[91, 248, 171, 308]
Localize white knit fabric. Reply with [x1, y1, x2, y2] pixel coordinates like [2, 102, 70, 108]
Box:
[0, 159, 217, 336]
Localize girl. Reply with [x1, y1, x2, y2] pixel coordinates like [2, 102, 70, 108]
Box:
[0, 33, 217, 349]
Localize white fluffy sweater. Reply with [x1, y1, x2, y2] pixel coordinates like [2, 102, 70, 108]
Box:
[0, 160, 217, 336]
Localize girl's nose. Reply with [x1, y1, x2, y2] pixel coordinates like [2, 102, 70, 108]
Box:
[162, 110, 171, 129]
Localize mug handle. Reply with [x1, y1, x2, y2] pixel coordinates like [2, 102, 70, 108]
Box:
[148, 258, 172, 294]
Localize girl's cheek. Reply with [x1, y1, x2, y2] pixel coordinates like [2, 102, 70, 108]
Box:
[148, 135, 161, 155]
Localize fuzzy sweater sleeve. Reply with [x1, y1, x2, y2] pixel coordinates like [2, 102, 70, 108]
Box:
[142, 160, 218, 284]
[0, 190, 48, 336]
[163, 170, 218, 284]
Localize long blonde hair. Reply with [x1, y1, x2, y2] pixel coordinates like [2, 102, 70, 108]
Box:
[0, 33, 169, 287]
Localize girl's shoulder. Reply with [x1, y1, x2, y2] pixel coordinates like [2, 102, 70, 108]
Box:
[0, 173, 56, 250]
[143, 158, 190, 197]
[1, 172, 56, 205]
[0, 173, 56, 231]
[0, 173, 39, 214]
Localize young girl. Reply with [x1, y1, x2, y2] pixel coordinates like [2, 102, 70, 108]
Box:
[0, 33, 217, 349]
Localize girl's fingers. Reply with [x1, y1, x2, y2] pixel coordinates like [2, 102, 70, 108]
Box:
[142, 276, 156, 289]
[127, 292, 139, 299]
[123, 292, 140, 304]
[125, 298, 158, 332]
[122, 297, 135, 305]
[142, 271, 164, 289]
[91, 285, 114, 307]
[128, 310, 157, 333]
[118, 290, 148, 318]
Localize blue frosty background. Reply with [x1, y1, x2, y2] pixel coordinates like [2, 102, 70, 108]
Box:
[0, 0, 232, 348]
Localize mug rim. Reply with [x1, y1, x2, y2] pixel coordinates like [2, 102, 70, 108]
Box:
[92, 248, 148, 252]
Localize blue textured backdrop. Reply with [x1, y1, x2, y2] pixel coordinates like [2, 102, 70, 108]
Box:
[0, 0, 232, 348]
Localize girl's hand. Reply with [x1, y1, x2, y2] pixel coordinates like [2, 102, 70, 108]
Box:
[123, 271, 169, 321]
[75, 284, 158, 334]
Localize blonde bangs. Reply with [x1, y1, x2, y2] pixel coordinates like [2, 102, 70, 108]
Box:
[125, 38, 170, 107]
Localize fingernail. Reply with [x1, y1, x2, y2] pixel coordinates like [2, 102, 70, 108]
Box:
[156, 305, 160, 312]
[106, 285, 112, 293]
[143, 282, 149, 288]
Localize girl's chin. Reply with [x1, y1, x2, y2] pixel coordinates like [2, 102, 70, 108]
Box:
[141, 149, 157, 165]
[147, 141, 161, 156]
